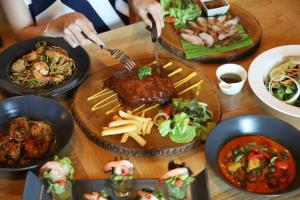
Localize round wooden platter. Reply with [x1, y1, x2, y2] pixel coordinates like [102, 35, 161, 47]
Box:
[72, 58, 221, 156]
[159, 4, 262, 63]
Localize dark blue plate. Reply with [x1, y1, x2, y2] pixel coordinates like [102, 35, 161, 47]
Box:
[205, 115, 300, 197]
[0, 95, 74, 171]
[23, 169, 210, 200]
[0, 37, 90, 98]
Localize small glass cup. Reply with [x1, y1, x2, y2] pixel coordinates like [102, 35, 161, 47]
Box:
[51, 180, 72, 200]
[110, 176, 134, 198]
[166, 182, 189, 200]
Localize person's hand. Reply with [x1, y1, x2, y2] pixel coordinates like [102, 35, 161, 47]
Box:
[132, 0, 164, 37]
[43, 12, 104, 48]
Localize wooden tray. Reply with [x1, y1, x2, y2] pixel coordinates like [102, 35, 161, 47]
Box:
[159, 4, 262, 63]
[72, 58, 221, 156]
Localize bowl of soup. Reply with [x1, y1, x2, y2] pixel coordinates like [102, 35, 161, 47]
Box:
[205, 115, 300, 196]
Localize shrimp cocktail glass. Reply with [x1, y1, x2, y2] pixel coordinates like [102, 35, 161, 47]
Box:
[104, 160, 135, 198]
[40, 156, 74, 200]
[160, 160, 195, 200]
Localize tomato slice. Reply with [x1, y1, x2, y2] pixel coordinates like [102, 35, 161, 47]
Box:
[163, 105, 173, 116]
[165, 16, 176, 24]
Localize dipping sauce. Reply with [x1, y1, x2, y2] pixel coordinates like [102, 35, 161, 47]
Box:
[218, 135, 296, 194]
[204, 0, 227, 9]
[220, 73, 242, 83]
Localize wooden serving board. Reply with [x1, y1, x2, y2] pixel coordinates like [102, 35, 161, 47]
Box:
[159, 4, 262, 63]
[72, 58, 221, 156]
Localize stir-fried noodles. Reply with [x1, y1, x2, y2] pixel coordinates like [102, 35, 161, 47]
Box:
[10, 41, 75, 89]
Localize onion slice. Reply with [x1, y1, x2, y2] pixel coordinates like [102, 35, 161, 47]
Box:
[153, 112, 170, 126]
[268, 75, 300, 104]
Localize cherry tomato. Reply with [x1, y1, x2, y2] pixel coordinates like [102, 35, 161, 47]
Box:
[279, 176, 289, 185]
[163, 105, 173, 117]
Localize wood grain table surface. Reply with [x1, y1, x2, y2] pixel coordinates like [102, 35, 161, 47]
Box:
[0, 0, 300, 199]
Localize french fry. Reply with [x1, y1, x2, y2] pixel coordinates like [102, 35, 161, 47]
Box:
[128, 132, 147, 147]
[146, 121, 154, 134]
[141, 118, 151, 135]
[109, 120, 140, 127]
[103, 109, 154, 147]
[113, 115, 122, 121]
[120, 133, 129, 143]
[102, 125, 137, 136]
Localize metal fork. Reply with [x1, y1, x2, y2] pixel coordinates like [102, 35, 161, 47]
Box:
[82, 32, 136, 71]
[103, 47, 136, 71]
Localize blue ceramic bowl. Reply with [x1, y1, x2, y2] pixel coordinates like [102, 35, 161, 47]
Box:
[0, 95, 74, 171]
[0, 37, 90, 98]
[205, 115, 300, 196]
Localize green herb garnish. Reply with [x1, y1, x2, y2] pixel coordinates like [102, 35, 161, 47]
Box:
[138, 66, 152, 80]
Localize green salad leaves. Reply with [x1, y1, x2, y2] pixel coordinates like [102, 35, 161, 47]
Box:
[158, 98, 215, 143]
[161, 0, 201, 28]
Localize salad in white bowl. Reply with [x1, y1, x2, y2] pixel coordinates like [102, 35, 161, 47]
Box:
[248, 45, 300, 118]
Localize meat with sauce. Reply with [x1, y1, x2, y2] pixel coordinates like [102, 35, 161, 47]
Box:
[0, 117, 53, 166]
[105, 66, 177, 107]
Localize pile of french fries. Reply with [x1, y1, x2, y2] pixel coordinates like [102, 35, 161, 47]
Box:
[101, 110, 154, 147]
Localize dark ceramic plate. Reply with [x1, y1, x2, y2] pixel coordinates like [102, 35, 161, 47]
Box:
[0, 95, 74, 171]
[0, 37, 90, 98]
[205, 115, 300, 197]
[23, 169, 209, 200]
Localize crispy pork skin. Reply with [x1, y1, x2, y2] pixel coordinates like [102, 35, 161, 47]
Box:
[105, 67, 177, 107]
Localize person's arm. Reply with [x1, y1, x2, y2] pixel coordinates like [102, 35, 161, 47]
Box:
[0, 0, 46, 40]
[0, 0, 103, 48]
[131, 0, 164, 37]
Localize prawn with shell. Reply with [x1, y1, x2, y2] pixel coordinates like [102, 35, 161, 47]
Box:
[10, 41, 75, 89]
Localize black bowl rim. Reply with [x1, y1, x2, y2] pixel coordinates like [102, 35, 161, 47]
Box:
[205, 114, 300, 197]
[0, 95, 74, 171]
[0, 37, 90, 97]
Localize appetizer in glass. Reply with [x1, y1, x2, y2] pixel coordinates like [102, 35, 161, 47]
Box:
[160, 160, 195, 200]
[137, 187, 166, 200]
[104, 159, 135, 198]
[40, 156, 74, 200]
[84, 190, 112, 200]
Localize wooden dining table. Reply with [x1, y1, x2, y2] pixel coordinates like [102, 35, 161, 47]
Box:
[1, 0, 300, 199]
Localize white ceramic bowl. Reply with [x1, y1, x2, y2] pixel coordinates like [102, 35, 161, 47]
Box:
[201, 0, 230, 17]
[248, 45, 300, 118]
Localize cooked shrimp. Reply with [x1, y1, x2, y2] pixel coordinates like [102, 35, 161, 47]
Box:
[159, 167, 189, 181]
[40, 161, 69, 182]
[84, 192, 107, 200]
[104, 160, 134, 175]
[24, 51, 38, 62]
[138, 190, 159, 200]
[46, 48, 70, 64]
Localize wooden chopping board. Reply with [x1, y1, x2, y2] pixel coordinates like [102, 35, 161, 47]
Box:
[72, 58, 221, 156]
[159, 4, 262, 63]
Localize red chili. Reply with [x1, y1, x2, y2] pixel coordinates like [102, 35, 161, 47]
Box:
[249, 146, 270, 159]
[163, 105, 173, 117]
[275, 161, 289, 170]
